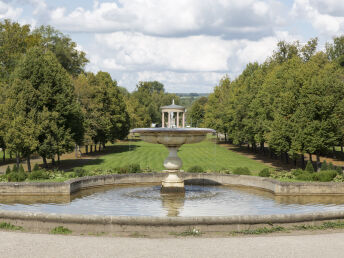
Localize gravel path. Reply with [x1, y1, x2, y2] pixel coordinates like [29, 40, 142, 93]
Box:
[1, 231, 344, 258]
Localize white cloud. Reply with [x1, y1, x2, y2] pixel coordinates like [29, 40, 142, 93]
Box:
[47, 0, 286, 39]
[0, 1, 22, 19]
[292, 0, 344, 37]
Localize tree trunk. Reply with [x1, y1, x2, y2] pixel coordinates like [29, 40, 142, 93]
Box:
[224, 133, 227, 143]
[247, 144, 250, 150]
[75, 144, 78, 158]
[316, 154, 320, 171]
[10, 151, 12, 159]
[285, 152, 289, 164]
[27, 155, 31, 172]
[16, 152, 20, 168]
[333, 146, 336, 158]
[85, 145, 88, 154]
[309, 153, 312, 162]
[99, 144, 102, 151]
[341, 145, 343, 153]
[57, 153, 60, 165]
[301, 154, 305, 169]
[2, 149, 5, 162]
[261, 142, 265, 155]
[102, 143, 106, 149]
[43, 156, 47, 167]
[253, 142, 257, 153]
[270, 148, 273, 158]
[90, 145, 93, 153]
[52, 157, 55, 166]
[293, 156, 297, 167]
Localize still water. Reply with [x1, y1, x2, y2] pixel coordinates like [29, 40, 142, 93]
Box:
[1, 184, 344, 217]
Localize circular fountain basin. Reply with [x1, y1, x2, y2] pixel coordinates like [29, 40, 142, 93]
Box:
[130, 128, 215, 146]
[2, 184, 344, 217]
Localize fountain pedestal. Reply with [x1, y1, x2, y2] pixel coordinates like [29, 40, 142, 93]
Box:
[161, 146, 184, 192]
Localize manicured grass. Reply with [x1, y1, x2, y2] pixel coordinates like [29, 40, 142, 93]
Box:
[80, 139, 269, 173]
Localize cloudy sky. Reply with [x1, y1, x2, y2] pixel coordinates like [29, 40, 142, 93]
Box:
[0, 0, 343, 93]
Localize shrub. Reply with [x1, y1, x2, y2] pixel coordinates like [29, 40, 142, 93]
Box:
[12, 165, 18, 172]
[258, 168, 270, 177]
[7, 171, 27, 182]
[313, 170, 338, 182]
[296, 172, 313, 181]
[233, 167, 251, 175]
[187, 165, 204, 173]
[33, 163, 40, 171]
[28, 170, 49, 180]
[328, 162, 335, 170]
[321, 160, 328, 171]
[127, 164, 140, 173]
[18, 164, 25, 173]
[5, 166, 11, 175]
[305, 161, 315, 173]
[73, 168, 87, 177]
[292, 169, 304, 177]
[336, 166, 343, 174]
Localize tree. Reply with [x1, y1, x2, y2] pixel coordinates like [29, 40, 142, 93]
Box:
[12, 47, 83, 166]
[33, 25, 88, 76]
[187, 97, 207, 127]
[326, 36, 344, 66]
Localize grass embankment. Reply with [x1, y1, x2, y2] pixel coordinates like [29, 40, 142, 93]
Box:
[80, 140, 269, 174]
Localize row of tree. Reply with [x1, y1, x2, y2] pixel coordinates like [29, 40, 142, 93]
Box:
[0, 19, 178, 171]
[202, 37, 344, 168]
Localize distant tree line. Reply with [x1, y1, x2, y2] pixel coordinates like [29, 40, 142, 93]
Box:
[0, 19, 177, 171]
[202, 37, 344, 169]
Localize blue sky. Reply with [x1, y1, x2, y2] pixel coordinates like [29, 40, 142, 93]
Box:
[0, 0, 343, 93]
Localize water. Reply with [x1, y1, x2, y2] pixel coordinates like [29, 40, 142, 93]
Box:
[1, 184, 344, 217]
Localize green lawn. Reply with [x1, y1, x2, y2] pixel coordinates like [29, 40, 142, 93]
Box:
[80, 140, 269, 174]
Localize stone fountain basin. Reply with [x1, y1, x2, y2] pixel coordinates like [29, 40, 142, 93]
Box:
[130, 128, 215, 146]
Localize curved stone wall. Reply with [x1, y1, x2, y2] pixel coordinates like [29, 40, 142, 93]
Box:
[0, 172, 344, 196]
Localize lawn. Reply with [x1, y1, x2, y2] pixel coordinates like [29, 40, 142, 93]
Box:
[79, 139, 269, 174]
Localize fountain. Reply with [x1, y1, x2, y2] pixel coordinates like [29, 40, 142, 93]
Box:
[130, 100, 215, 192]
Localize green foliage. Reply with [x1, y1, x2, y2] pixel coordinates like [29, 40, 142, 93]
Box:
[305, 161, 315, 173]
[28, 170, 49, 180]
[233, 167, 251, 175]
[118, 164, 141, 174]
[258, 168, 270, 177]
[187, 165, 204, 173]
[50, 226, 72, 235]
[7, 171, 27, 182]
[296, 172, 313, 181]
[291, 169, 303, 177]
[11, 165, 18, 172]
[187, 97, 207, 127]
[5, 166, 11, 175]
[73, 168, 87, 177]
[328, 162, 335, 170]
[0, 222, 23, 231]
[313, 170, 338, 182]
[321, 160, 328, 171]
[33, 163, 40, 171]
[18, 164, 24, 173]
[233, 226, 286, 235]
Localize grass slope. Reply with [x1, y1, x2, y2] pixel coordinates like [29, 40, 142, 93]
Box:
[81, 140, 269, 173]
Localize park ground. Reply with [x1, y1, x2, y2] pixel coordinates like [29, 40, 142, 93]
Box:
[1, 230, 344, 258]
[1, 138, 344, 174]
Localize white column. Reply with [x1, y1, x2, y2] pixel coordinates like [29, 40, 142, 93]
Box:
[177, 112, 180, 128]
[162, 112, 165, 128]
[168, 112, 171, 128]
[182, 112, 185, 128]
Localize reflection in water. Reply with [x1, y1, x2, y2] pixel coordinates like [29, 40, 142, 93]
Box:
[1, 184, 344, 217]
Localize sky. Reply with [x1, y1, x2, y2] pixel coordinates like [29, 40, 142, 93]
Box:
[0, 0, 343, 93]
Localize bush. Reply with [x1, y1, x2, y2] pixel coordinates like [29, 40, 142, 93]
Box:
[5, 166, 11, 175]
[28, 170, 49, 180]
[118, 164, 141, 174]
[305, 161, 315, 173]
[313, 170, 338, 182]
[18, 164, 25, 173]
[296, 172, 313, 181]
[321, 160, 328, 171]
[292, 169, 304, 177]
[7, 171, 27, 182]
[187, 165, 204, 173]
[33, 163, 40, 171]
[73, 168, 87, 177]
[12, 165, 18, 172]
[258, 168, 270, 177]
[328, 162, 335, 170]
[336, 166, 343, 174]
[233, 167, 251, 175]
